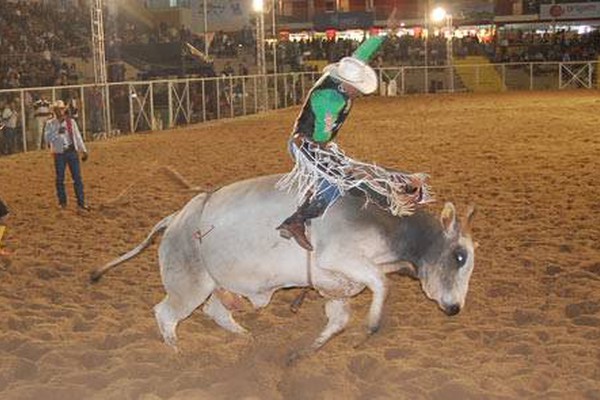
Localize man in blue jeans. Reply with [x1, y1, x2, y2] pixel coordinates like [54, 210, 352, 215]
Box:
[44, 100, 90, 211]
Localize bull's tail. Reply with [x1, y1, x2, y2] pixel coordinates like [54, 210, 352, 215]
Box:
[90, 212, 177, 283]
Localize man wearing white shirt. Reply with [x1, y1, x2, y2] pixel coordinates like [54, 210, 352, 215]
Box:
[44, 100, 90, 211]
[33, 96, 53, 150]
[1, 100, 18, 155]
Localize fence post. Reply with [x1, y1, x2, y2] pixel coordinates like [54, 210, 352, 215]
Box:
[274, 73, 279, 109]
[201, 79, 206, 122]
[150, 82, 155, 130]
[558, 63, 562, 90]
[104, 83, 111, 135]
[588, 62, 593, 89]
[529, 63, 533, 90]
[216, 78, 221, 119]
[501, 64, 506, 91]
[168, 81, 174, 128]
[20, 90, 27, 153]
[263, 74, 271, 111]
[186, 79, 191, 124]
[80, 86, 87, 141]
[129, 84, 134, 133]
[284, 74, 288, 108]
[229, 76, 234, 118]
[242, 77, 247, 116]
[401, 67, 405, 95]
[254, 76, 258, 113]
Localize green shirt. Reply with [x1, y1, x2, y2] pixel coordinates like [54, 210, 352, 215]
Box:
[291, 35, 385, 143]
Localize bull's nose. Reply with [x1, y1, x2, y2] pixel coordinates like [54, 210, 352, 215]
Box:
[443, 304, 461, 316]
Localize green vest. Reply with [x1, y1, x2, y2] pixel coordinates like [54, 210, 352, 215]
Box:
[291, 35, 386, 143]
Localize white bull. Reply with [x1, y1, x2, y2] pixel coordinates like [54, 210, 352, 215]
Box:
[92, 174, 477, 354]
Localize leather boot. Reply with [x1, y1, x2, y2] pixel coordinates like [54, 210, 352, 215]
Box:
[277, 195, 328, 251]
[276, 216, 313, 251]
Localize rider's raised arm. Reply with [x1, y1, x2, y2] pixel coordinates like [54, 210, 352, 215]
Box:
[353, 35, 386, 62]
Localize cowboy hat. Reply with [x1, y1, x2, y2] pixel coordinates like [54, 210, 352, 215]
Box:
[52, 100, 66, 109]
[323, 57, 378, 95]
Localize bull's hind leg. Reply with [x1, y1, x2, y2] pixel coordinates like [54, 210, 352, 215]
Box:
[203, 294, 247, 334]
[154, 269, 216, 349]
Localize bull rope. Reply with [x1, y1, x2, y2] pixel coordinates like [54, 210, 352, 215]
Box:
[103, 165, 208, 206]
[290, 222, 315, 314]
[306, 222, 314, 287]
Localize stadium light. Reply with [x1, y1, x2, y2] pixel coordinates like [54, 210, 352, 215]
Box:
[431, 6, 454, 92]
[254, 0, 267, 110]
[253, 0, 264, 13]
[431, 7, 447, 23]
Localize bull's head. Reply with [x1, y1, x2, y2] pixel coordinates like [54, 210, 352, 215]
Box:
[419, 203, 477, 316]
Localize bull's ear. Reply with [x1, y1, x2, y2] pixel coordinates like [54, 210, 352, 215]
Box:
[440, 202, 457, 236]
[466, 204, 476, 227]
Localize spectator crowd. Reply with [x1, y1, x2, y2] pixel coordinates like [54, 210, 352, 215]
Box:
[0, 0, 90, 89]
[272, 28, 600, 72]
[2, 0, 600, 89]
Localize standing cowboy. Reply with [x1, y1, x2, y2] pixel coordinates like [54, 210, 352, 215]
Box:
[44, 100, 90, 211]
[276, 35, 432, 251]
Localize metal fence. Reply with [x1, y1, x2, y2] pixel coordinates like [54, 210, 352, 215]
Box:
[0, 61, 598, 156]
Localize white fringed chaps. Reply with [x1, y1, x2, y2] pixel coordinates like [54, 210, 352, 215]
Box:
[277, 140, 433, 216]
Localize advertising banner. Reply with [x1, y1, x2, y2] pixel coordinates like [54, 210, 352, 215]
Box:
[540, 2, 600, 20]
[314, 12, 375, 31]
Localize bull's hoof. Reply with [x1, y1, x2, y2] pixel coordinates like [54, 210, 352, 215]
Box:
[290, 289, 309, 313]
[89, 269, 103, 283]
[368, 323, 381, 335]
[353, 327, 379, 349]
[160, 330, 179, 351]
[164, 339, 179, 353]
[286, 348, 310, 366]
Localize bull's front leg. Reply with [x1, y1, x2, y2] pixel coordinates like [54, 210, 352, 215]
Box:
[287, 298, 350, 365]
[319, 258, 388, 335]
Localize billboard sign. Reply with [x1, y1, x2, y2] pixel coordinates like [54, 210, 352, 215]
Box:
[540, 2, 600, 20]
[314, 12, 375, 31]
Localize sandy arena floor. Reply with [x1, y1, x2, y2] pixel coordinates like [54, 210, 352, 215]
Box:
[0, 91, 599, 399]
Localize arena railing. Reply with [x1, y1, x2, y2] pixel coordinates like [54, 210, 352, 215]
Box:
[0, 60, 597, 156]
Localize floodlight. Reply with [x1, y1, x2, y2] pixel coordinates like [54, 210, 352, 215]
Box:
[431, 7, 447, 22]
[253, 0, 264, 12]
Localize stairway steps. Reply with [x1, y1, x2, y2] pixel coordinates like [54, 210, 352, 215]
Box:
[454, 56, 504, 92]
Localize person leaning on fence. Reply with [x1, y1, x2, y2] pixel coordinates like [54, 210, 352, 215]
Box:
[1, 99, 18, 155]
[276, 34, 433, 251]
[44, 100, 90, 211]
[33, 96, 53, 150]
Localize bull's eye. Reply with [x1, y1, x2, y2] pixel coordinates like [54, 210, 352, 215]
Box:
[454, 248, 467, 268]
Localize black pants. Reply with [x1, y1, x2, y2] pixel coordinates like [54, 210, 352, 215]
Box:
[0, 198, 8, 219]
